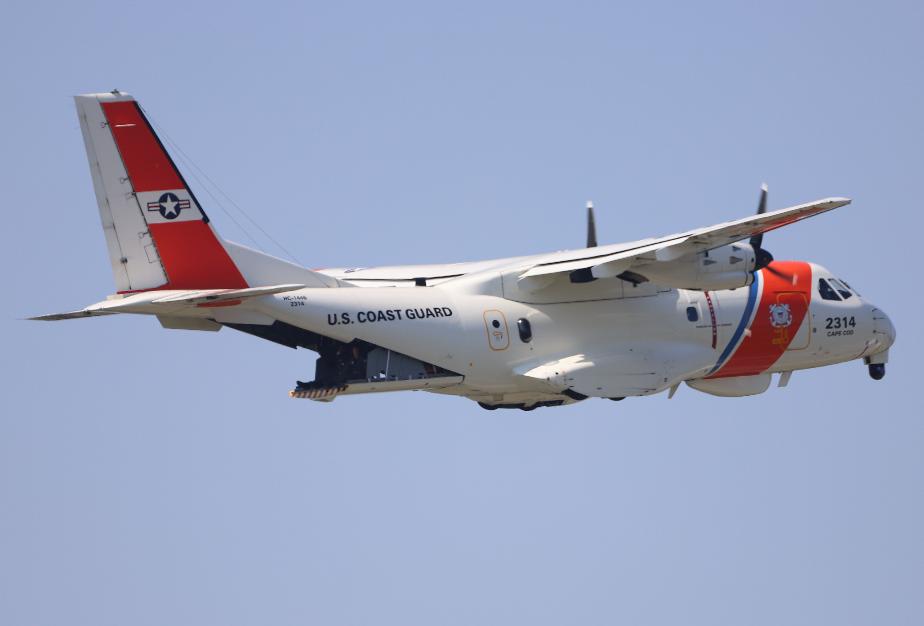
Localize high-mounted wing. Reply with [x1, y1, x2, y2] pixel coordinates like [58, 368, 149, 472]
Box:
[516, 196, 849, 290]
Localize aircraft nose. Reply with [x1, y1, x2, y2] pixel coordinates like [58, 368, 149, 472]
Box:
[872, 307, 896, 350]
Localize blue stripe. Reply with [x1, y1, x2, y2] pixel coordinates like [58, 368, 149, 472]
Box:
[708, 272, 761, 375]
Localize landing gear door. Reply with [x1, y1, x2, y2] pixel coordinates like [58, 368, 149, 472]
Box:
[483, 310, 510, 351]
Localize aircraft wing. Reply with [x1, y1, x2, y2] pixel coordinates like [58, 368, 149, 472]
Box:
[515, 197, 849, 288]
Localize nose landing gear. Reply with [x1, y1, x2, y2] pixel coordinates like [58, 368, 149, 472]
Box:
[868, 363, 886, 380]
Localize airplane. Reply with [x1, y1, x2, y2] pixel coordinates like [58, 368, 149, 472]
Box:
[31, 90, 896, 410]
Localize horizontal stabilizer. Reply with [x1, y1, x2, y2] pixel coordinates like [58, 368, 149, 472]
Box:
[150, 284, 306, 305]
[29, 309, 118, 321]
[29, 284, 306, 321]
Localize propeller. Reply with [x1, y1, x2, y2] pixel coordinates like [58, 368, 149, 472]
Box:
[749, 184, 791, 281]
[586, 201, 597, 248]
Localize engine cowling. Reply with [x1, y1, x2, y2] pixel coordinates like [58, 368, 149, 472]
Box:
[633, 242, 756, 291]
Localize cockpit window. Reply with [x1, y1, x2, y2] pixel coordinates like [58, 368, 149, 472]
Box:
[840, 279, 860, 297]
[828, 278, 853, 300]
[818, 278, 842, 301]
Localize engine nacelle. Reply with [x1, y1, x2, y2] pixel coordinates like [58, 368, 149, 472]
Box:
[633, 242, 756, 291]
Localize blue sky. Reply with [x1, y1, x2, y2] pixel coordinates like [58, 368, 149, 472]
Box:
[2, 1, 922, 624]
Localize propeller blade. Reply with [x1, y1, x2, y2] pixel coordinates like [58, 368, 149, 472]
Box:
[749, 183, 769, 251]
[756, 183, 768, 215]
[763, 263, 795, 283]
[586, 201, 597, 248]
[755, 246, 774, 271]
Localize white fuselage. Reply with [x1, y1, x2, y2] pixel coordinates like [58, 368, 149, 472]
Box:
[250, 260, 893, 406]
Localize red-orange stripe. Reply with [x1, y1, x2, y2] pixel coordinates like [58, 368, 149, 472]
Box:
[102, 100, 248, 291]
[708, 261, 812, 378]
[147, 222, 247, 289]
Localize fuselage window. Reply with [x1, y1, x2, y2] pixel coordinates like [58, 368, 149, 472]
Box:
[818, 278, 842, 301]
[686, 306, 699, 322]
[829, 278, 853, 299]
[517, 318, 533, 343]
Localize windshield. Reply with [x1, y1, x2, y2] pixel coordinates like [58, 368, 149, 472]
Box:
[818, 278, 841, 301]
[828, 278, 853, 299]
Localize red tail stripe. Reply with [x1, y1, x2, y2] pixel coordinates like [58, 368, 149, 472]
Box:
[147, 222, 247, 290]
[101, 101, 185, 192]
[101, 99, 248, 291]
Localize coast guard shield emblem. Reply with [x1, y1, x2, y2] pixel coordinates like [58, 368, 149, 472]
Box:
[769, 303, 792, 328]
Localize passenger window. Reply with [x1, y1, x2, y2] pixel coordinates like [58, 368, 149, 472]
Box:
[517, 318, 532, 343]
[829, 279, 853, 300]
[818, 278, 841, 301]
[686, 306, 699, 322]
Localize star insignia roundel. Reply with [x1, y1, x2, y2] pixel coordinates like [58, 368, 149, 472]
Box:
[146, 192, 191, 220]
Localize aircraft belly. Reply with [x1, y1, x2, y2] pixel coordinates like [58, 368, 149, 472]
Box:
[520, 340, 712, 398]
[525, 353, 662, 397]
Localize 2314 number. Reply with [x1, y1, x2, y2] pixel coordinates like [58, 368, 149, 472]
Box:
[825, 316, 856, 330]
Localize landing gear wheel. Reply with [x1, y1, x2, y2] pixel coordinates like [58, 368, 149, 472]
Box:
[868, 363, 886, 380]
[608, 397, 626, 402]
[478, 402, 498, 411]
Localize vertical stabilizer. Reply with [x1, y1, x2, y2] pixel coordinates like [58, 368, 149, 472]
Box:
[75, 91, 247, 292]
